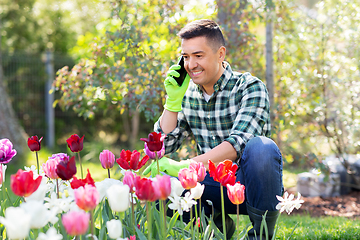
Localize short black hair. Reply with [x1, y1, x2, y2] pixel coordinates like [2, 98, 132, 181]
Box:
[178, 19, 225, 52]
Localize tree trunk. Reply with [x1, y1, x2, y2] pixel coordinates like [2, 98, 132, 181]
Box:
[0, 75, 28, 162]
[0, 17, 28, 163]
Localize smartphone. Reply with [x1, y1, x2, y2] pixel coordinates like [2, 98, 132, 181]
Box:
[173, 56, 187, 86]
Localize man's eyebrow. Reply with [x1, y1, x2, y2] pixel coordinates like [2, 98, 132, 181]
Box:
[181, 51, 205, 55]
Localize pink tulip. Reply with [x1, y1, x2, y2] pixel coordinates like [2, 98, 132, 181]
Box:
[152, 175, 171, 200]
[227, 182, 245, 205]
[62, 210, 90, 236]
[99, 150, 115, 169]
[74, 185, 100, 211]
[123, 171, 136, 193]
[178, 168, 198, 190]
[42, 157, 62, 179]
[189, 161, 207, 182]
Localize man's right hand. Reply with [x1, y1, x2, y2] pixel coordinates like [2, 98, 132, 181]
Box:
[164, 64, 190, 112]
[143, 157, 191, 177]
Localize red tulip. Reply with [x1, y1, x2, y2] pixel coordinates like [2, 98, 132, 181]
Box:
[70, 169, 95, 189]
[10, 169, 42, 197]
[66, 134, 84, 153]
[178, 168, 198, 190]
[227, 182, 245, 205]
[134, 176, 158, 202]
[140, 132, 165, 152]
[116, 150, 149, 171]
[208, 160, 238, 187]
[56, 156, 77, 180]
[27, 135, 43, 152]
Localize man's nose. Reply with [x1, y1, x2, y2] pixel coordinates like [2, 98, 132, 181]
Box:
[188, 57, 198, 70]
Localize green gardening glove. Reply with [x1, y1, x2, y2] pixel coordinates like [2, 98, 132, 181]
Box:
[164, 64, 191, 112]
[143, 157, 191, 177]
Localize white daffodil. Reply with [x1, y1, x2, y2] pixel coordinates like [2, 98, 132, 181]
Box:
[106, 184, 130, 212]
[44, 192, 74, 214]
[190, 182, 204, 200]
[168, 194, 185, 215]
[0, 207, 31, 239]
[21, 200, 57, 229]
[170, 177, 185, 198]
[182, 191, 197, 212]
[96, 178, 123, 201]
[36, 227, 63, 240]
[24, 165, 45, 178]
[276, 191, 304, 215]
[106, 219, 122, 239]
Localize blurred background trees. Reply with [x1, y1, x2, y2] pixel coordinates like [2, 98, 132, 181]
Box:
[1, 0, 360, 173]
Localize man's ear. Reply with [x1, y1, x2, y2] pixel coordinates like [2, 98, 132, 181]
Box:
[218, 46, 226, 63]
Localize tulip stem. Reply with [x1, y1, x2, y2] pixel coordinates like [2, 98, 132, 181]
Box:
[146, 201, 152, 240]
[160, 200, 166, 239]
[194, 203, 199, 239]
[56, 178, 59, 199]
[155, 152, 160, 175]
[131, 192, 135, 232]
[107, 169, 111, 179]
[90, 210, 94, 238]
[36, 151, 40, 175]
[237, 204, 240, 238]
[77, 152, 83, 179]
[220, 184, 227, 240]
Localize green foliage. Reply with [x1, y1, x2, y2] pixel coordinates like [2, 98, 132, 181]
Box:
[53, 0, 216, 126]
[273, 0, 360, 167]
[0, 0, 112, 53]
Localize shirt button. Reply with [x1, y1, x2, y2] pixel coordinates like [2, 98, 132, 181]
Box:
[212, 136, 215, 140]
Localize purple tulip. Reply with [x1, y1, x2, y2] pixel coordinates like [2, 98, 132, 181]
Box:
[0, 138, 17, 164]
[144, 142, 165, 160]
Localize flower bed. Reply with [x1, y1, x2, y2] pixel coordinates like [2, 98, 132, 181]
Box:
[0, 134, 303, 239]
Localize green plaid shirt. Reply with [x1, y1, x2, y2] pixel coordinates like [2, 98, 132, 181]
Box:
[154, 62, 271, 164]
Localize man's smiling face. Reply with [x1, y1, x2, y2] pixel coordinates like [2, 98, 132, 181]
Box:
[181, 36, 225, 94]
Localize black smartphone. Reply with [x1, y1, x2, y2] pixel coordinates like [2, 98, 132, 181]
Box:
[173, 56, 187, 86]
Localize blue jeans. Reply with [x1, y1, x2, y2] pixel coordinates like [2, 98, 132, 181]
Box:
[199, 136, 283, 217]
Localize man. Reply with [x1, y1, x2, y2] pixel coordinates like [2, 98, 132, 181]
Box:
[148, 19, 283, 239]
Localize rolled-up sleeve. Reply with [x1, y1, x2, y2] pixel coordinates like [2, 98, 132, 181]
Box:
[224, 77, 270, 159]
[154, 112, 192, 155]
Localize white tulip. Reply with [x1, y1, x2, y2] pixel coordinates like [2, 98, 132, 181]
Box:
[21, 200, 57, 229]
[106, 219, 122, 239]
[170, 177, 185, 198]
[190, 183, 205, 200]
[106, 184, 130, 212]
[36, 227, 63, 240]
[0, 207, 31, 239]
[96, 178, 123, 201]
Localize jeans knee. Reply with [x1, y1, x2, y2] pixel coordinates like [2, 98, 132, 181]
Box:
[243, 136, 282, 168]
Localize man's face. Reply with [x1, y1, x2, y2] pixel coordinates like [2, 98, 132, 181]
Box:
[181, 36, 225, 93]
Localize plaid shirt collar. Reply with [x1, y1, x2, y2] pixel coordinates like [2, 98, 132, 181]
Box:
[195, 61, 232, 94]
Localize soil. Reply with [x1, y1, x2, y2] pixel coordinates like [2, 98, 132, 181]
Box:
[288, 189, 360, 219]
